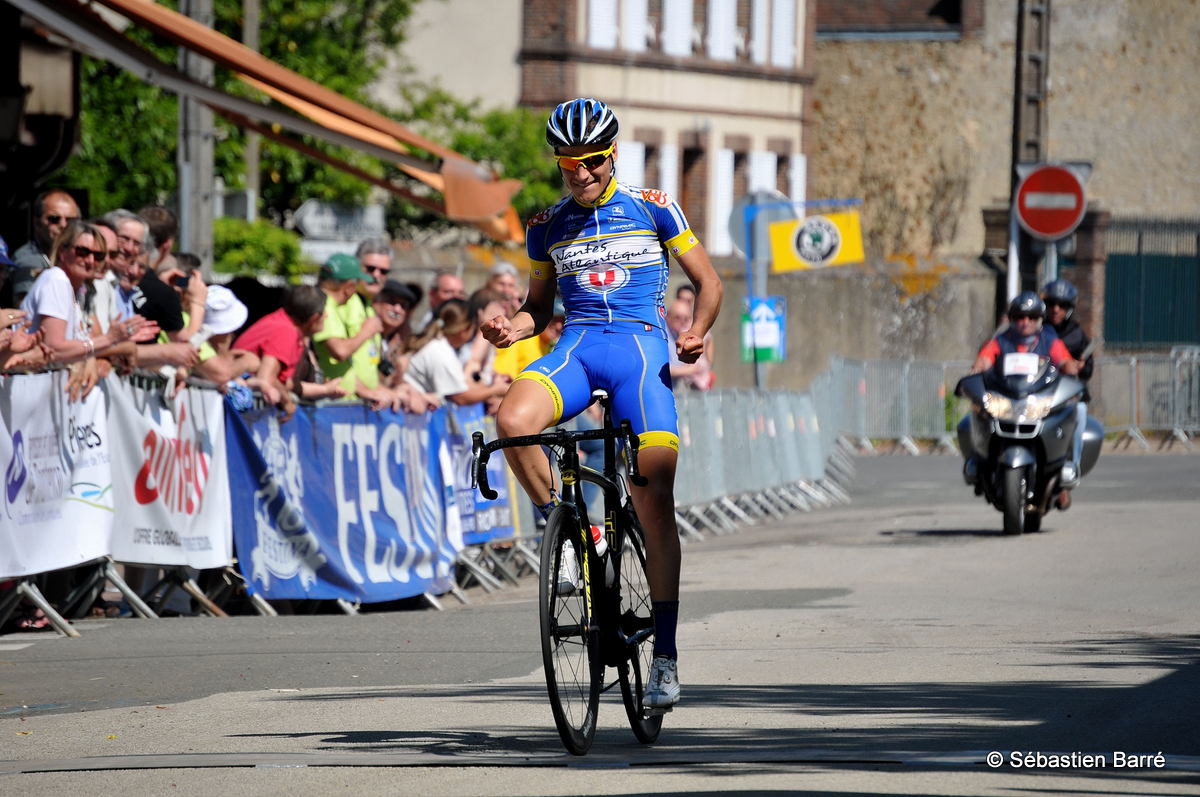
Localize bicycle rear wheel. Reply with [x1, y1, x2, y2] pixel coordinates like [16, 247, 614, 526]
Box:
[616, 508, 663, 743]
[539, 504, 600, 755]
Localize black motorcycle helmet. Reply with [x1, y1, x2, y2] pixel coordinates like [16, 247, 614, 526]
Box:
[1042, 279, 1077, 320]
[1008, 290, 1045, 319]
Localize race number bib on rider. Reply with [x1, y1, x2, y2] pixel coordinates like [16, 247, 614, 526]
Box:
[1002, 352, 1041, 377]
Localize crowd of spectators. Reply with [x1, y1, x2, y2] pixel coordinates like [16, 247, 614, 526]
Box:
[0, 192, 721, 628]
[1, 192, 720, 414]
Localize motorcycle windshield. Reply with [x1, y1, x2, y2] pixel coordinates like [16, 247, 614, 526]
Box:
[982, 353, 1058, 398]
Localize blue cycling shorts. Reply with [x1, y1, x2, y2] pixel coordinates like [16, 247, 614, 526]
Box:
[514, 324, 679, 451]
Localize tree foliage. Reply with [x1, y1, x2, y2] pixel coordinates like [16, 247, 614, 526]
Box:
[51, 0, 559, 241]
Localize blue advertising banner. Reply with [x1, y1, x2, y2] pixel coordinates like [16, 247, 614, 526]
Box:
[444, 404, 514, 547]
[225, 403, 461, 601]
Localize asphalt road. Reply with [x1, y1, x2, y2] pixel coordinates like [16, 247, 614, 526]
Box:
[2, 451, 1198, 795]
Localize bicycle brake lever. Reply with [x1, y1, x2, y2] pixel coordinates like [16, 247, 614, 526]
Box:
[471, 431, 497, 498]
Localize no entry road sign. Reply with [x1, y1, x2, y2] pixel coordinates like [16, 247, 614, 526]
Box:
[1016, 164, 1087, 241]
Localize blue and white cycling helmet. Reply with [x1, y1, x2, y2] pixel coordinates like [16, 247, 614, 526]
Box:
[546, 98, 620, 149]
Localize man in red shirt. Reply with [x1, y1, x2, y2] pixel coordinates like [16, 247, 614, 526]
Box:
[233, 285, 326, 418]
[971, 291, 1083, 376]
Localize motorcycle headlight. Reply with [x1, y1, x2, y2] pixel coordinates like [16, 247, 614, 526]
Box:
[1020, 394, 1056, 421]
[981, 392, 1014, 420]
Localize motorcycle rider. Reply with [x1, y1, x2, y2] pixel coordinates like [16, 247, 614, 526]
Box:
[969, 290, 1087, 496]
[1043, 279, 1094, 491]
[970, 291, 1084, 377]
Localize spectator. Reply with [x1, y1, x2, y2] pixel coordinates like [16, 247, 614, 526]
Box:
[373, 279, 418, 384]
[103, 209, 186, 341]
[232, 284, 341, 418]
[416, 269, 465, 328]
[674, 282, 716, 375]
[18, 221, 155, 367]
[486, 260, 522, 313]
[0, 236, 41, 368]
[370, 280, 433, 412]
[159, 251, 211, 344]
[666, 298, 713, 390]
[138, 204, 179, 274]
[193, 285, 259, 385]
[404, 298, 508, 407]
[311, 253, 396, 407]
[355, 237, 392, 304]
[11, 190, 81, 303]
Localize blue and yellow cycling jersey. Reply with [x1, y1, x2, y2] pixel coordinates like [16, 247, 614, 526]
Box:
[526, 179, 699, 337]
[518, 179, 699, 449]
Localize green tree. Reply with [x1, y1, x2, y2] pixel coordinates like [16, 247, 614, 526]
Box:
[55, 0, 419, 218]
[52, 1, 560, 240]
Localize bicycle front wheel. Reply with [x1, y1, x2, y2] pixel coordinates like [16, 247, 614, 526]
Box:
[617, 508, 663, 743]
[539, 504, 600, 755]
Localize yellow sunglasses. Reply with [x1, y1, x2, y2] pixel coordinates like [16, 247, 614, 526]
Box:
[554, 144, 615, 171]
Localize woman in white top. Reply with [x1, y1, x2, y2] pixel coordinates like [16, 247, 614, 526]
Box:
[404, 298, 508, 407]
[20, 221, 155, 363]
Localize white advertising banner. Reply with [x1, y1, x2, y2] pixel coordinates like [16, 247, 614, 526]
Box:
[0, 372, 113, 578]
[106, 376, 233, 568]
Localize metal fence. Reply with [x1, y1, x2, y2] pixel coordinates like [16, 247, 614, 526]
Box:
[833, 352, 1200, 453]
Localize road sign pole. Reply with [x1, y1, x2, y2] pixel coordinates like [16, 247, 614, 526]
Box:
[1044, 240, 1058, 283]
[743, 203, 763, 389]
[1007, 198, 1020, 303]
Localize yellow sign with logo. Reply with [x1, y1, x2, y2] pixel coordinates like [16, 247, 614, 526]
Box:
[769, 211, 865, 271]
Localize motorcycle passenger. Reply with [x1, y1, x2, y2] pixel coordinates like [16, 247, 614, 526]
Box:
[1042, 279, 1094, 395]
[1043, 279, 1093, 490]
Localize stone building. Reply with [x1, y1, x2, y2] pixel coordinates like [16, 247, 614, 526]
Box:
[389, 0, 815, 259]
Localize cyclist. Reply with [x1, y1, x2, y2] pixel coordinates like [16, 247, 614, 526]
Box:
[482, 97, 723, 711]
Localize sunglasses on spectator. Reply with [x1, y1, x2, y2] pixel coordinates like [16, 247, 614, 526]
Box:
[72, 245, 107, 262]
[1044, 300, 1073, 309]
[555, 144, 615, 171]
[1011, 313, 1041, 321]
[45, 214, 81, 225]
[364, 265, 390, 275]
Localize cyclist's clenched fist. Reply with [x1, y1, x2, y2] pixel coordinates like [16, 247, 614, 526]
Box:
[482, 313, 519, 348]
[676, 330, 705, 364]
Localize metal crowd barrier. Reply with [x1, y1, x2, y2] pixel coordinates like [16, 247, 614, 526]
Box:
[673, 382, 856, 537]
[835, 351, 1200, 453]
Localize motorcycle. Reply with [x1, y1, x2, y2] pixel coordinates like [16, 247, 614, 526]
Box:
[955, 351, 1103, 534]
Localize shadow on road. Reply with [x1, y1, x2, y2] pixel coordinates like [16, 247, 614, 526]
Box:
[235, 634, 1200, 786]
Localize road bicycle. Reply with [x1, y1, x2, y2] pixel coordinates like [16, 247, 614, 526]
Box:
[472, 390, 663, 755]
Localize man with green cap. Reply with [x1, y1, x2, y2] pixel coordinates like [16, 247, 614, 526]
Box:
[312, 253, 396, 407]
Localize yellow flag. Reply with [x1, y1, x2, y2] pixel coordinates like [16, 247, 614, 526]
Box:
[769, 211, 865, 271]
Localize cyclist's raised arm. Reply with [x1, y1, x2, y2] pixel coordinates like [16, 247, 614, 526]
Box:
[674, 243, 723, 362]
[482, 271, 556, 349]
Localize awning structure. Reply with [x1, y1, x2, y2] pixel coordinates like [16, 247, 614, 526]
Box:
[11, 0, 524, 242]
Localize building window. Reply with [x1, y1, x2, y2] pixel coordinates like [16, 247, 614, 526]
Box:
[707, 0, 737, 60]
[816, 0, 983, 41]
[662, 0, 693, 56]
[589, 0, 619, 49]
[680, 145, 707, 239]
[770, 0, 795, 68]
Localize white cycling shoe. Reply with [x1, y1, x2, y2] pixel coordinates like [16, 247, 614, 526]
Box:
[555, 551, 580, 595]
[645, 655, 680, 711]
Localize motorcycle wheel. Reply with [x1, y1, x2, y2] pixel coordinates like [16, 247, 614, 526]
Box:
[1002, 468, 1026, 536]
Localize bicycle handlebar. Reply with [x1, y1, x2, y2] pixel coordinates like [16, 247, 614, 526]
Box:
[471, 423, 647, 500]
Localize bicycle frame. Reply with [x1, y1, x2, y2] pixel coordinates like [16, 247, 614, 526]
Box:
[471, 402, 648, 633]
